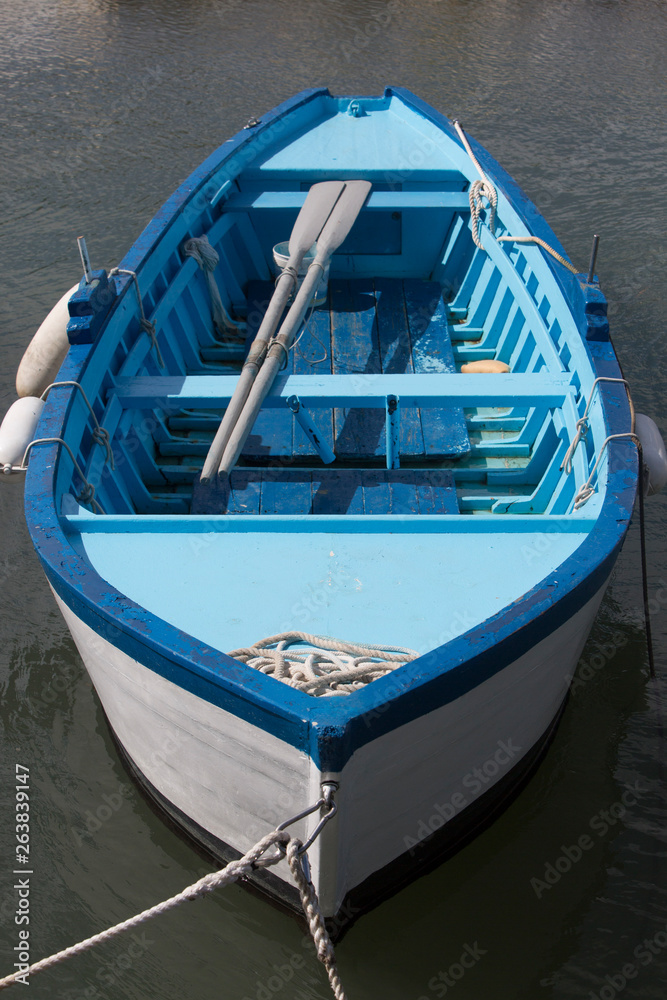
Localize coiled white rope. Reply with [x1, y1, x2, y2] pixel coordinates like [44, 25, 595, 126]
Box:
[229, 631, 418, 696]
[0, 829, 347, 999]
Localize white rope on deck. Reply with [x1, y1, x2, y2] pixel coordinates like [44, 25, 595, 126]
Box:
[0, 829, 347, 1000]
[229, 631, 419, 696]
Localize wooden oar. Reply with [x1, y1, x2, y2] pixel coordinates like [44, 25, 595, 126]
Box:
[217, 180, 372, 477]
[198, 180, 345, 483]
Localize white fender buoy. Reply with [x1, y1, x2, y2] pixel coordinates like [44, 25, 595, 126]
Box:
[16, 283, 79, 398]
[0, 397, 45, 472]
[635, 413, 667, 496]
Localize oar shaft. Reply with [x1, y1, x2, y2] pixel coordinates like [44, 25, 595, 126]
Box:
[200, 269, 296, 481]
[198, 182, 346, 484]
[216, 180, 371, 478]
[218, 264, 324, 475]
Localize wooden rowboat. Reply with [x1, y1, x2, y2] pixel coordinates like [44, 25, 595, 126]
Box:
[12, 87, 641, 931]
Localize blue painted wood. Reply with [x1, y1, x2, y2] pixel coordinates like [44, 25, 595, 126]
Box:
[228, 471, 261, 514]
[196, 468, 460, 516]
[415, 470, 460, 514]
[374, 278, 424, 458]
[311, 469, 365, 515]
[225, 190, 471, 211]
[260, 469, 312, 515]
[111, 372, 575, 409]
[67, 270, 117, 345]
[64, 511, 596, 534]
[331, 279, 383, 460]
[405, 279, 470, 458]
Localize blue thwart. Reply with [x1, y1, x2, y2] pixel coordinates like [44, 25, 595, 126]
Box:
[11, 87, 640, 929]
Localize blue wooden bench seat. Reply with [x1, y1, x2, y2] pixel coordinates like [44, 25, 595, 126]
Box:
[197, 468, 459, 516]
[224, 190, 471, 212]
[241, 278, 471, 463]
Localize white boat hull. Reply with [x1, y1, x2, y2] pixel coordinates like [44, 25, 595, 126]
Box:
[52, 579, 606, 925]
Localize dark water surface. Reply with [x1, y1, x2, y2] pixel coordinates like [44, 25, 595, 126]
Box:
[1, 2, 667, 998]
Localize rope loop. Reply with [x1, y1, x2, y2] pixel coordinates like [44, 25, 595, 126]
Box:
[110, 268, 165, 368]
[453, 119, 579, 271]
[561, 377, 630, 475]
[276, 263, 299, 296]
[92, 427, 115, 470]
[572, 432, 639, 509]
[139, 318, 165, 369]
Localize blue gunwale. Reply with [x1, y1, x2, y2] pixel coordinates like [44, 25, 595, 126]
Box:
[24, 87, 638, 772]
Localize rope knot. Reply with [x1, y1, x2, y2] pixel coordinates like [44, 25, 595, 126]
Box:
[183, 235, 220, 273]
[76, 482, 96, 505]
[92, 426, 115, 469]
[469, 178, 497, 248]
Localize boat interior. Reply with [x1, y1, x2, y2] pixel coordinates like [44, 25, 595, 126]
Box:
[60, 173, 605, 526]
[47, 94, 631, 654]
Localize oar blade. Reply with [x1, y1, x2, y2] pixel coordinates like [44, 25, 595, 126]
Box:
[316, 180, 372, 257]
[289, 180, 345, 259]
[216, 180, 373, 478]
[196, 182, 345, 487]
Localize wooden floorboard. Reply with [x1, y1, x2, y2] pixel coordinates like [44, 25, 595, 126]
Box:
[225, 278, 471, 463]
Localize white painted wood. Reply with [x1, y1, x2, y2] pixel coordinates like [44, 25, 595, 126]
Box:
[51, 582, 606, 919]
[328, 582, 607, 913]
[52, 591, 313, 891]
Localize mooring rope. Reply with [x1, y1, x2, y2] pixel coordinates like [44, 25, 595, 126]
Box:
[0, 828, 347, 999]
[229, 631, 419, 696]
[453, 119, 578, 272]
